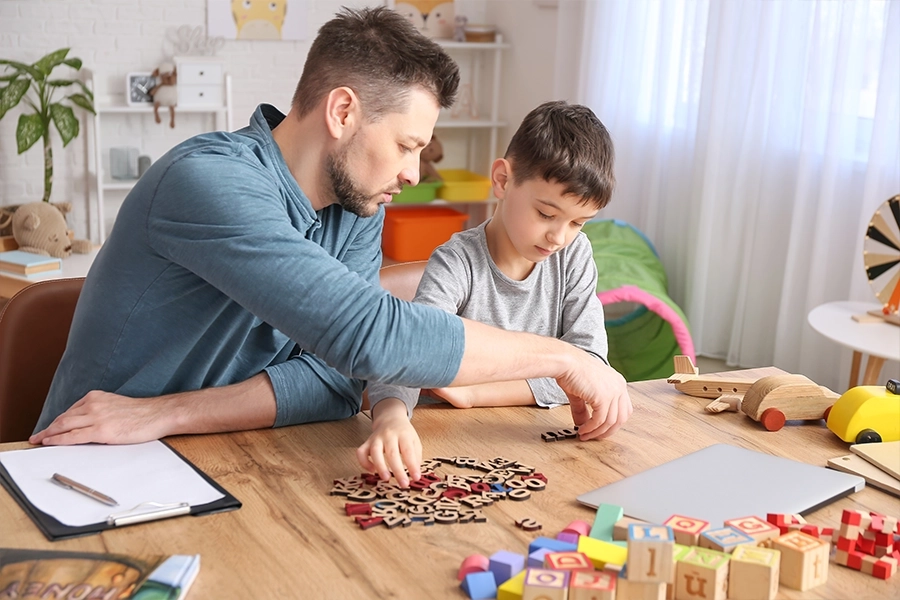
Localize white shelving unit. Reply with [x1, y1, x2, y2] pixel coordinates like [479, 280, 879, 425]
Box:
[84, 69, 232, 243]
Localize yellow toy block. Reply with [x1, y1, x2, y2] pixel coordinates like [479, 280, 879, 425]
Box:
[578, 535, 628, 569]
[498, 570, 527, 600]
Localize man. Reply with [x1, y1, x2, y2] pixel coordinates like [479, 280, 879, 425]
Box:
[32, 7, 631, 485]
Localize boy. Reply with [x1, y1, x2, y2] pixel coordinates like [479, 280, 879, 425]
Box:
[364, 101, 628, 439]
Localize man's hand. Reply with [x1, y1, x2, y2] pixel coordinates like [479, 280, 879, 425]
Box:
[30, 373, 278, 446]
[30, 391, 178, 445]
[558, 357, 632, 440]
[357, 398, 422, 488]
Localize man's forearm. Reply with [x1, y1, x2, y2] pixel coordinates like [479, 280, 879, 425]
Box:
[167, 372, 277, 435]
[452, 319, 574, 386]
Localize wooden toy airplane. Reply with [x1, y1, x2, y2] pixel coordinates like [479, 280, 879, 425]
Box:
[667, 356, 839, 431]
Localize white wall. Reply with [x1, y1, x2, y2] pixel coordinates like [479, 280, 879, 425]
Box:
[0, 0, 564, 240]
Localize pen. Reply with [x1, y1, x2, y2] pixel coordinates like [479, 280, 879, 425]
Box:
[51, 473, 119, 507]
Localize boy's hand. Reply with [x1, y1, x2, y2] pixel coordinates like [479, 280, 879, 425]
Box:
[356, 398, 422, 488]
[560, 358, 632, 440]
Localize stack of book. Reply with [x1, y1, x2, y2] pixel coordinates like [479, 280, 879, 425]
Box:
[0, 250, 62, 278]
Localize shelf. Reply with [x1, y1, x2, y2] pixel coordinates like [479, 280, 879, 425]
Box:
[102, 178, 139, 191]
[436, 118, 507, 129]
[96, 104, 226, 114]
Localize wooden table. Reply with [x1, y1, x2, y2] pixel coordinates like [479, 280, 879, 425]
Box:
[2, 367, 898, 599]
[0, 248, 99, 299]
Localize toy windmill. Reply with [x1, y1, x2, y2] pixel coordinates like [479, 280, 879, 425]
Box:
[863, 194, 900, 324]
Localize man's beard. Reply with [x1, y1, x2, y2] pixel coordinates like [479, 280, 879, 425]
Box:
[326, 137, 378, 218]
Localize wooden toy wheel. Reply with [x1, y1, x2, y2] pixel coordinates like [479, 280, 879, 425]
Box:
[855, 429, 882, 444]
[823, 405, 832, 422]
[760, 408, 786, 432]
[863, 195, 900, 315]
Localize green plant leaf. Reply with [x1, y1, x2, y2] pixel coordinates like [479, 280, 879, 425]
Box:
[50, 103, 78, 146]
[16, 112, 44, 154]
[74, 80, 93, 102]
[63, 57, 83, 70]
[67, 93, 95, 114]
[0, 78, 30, 120]
[48, 78, 79, 87]
[0, 59, 44, 81]
[0, 73, 20, 82]
[34, 48, 70, 77]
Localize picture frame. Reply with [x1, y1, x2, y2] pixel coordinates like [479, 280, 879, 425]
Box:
[126, 72, 157, 106]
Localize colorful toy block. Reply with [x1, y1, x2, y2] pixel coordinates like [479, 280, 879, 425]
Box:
[618, 567, 666, 600]
[498, 570, 527, 600]
[698, 526, 756, 554]
[458, 554, 491, 581]
[664, 515, 710, 546]
[590, 503, 624, 541]
[563, 519, 592, 537]
[529, 547, 554, 568]
[578, 535, 628, 569]
[543, 551, 594, 572]
[627, 524, 675, 583]
[724, 515, 780, 544]
[673, 547, 729, 600]
[557, 532, 581, 545]
[523, 568, 569, 600]
[490, 550, 526, 585]
[462, 571, 498, 600]
[614, 516, 650, 541]
[569, 570, 616, 600]
[773, 530, 829, 591]
[728, 544, 780, 600]
[529, 537, 579, 555]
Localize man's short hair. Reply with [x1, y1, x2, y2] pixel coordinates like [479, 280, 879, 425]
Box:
[292, 7, 460, 120]
[505, 101, 615, 210]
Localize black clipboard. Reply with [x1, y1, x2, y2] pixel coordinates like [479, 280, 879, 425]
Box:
[0, 441, 241, 541]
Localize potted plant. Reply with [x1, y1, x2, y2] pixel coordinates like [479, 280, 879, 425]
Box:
[0, 48, 95, 203]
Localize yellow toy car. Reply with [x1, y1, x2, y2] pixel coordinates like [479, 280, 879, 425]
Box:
[826, 380, 900, 444]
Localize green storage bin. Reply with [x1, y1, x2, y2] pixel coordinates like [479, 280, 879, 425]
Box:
[393, 180, 443, 204]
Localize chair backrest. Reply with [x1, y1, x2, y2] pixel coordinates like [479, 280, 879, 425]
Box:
[379, 261, 427, 302]
[0, 277, 84, 442]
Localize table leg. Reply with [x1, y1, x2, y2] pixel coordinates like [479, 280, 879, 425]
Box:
[862, 356, 886, 386]
[849, 351, 862, 388]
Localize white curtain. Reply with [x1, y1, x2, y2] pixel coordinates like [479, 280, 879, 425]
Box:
[567, 0, 899, 392]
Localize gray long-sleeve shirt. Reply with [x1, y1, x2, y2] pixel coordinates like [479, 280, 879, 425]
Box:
[368, 221, 607, 413]
[35, 104, 464, 432]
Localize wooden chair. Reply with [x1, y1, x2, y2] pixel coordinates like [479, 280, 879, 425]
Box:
[378, 260, 427, 302]
[0, 277, 84, 442]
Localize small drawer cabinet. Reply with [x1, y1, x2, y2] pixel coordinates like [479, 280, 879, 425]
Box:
[174, 57, 225, 107]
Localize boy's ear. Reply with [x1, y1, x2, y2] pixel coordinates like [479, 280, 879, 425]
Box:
[491, 158, 512, 199]
[324, 87, 361, 141]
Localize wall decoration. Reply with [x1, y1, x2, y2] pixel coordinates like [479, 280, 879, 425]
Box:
[207, 0, 307, 41]
[392, 0, 456, 39]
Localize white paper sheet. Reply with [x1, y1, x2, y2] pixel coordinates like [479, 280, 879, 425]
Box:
[0, 441, 224, 527]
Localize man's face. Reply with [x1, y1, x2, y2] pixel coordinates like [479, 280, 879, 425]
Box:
[327, 88, 440, 218]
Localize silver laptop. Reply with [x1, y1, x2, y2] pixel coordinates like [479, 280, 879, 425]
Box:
[576, 444, 865, 528]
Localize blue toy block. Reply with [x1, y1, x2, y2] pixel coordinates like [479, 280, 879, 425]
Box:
[461, 571, 497, 600]
[528, 536, 578, 555]
[489, 550, 525, 584]
[528, 547, 553, 567]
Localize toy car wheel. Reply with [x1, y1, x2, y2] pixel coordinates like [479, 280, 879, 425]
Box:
[855, 429, 882, 444]
[823, 405, 832, 421]
[760, 408, 786, 432]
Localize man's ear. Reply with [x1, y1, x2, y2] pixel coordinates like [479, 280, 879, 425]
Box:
[324, 87, 361, 141]
[491, 158, 511, 200]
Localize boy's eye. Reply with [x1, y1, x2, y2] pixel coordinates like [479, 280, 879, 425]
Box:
[573, 221, 586, 228]
[538, 211, 553, 220]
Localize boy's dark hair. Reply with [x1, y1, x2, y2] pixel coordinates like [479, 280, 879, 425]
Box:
[292, 7, 460, 120]
[505, 101, 615, 209]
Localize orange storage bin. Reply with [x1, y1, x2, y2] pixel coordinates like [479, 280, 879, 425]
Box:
[382, 207, 468, 261]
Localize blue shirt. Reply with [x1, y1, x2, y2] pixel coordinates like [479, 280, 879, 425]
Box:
[35, 105, 464, 431]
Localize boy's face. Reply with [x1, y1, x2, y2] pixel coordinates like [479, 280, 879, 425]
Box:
[329, 87, 440, 217]
[493, 162, 598, 264]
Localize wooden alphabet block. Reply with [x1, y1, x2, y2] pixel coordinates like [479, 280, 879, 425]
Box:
[664, 515, 710, 546]
[698, 526, 756, 554]
[772, 530, 829, 591]
[490, 550, 526, 585]
[523, 568, 569, 600]
[543, 551, 594, 572]
[673, 548, 729, 600]
[578, 535, 628, 569]
[627, 524, 675, 583]
[497, 570, 527, 600]
[591, 504, 625, 541]
[724, 515, 781, 544]
[666, 545, 692, 600]
[517, 517, 543, 532]
[618, 569, 666, 600]
[728, 544, 780, 600]
[569, 570, 616, 600]
[614, 516, 650, 541]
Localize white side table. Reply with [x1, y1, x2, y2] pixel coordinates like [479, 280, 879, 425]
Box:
[808, 301, 900, 388]
[0, 247, 99, 299]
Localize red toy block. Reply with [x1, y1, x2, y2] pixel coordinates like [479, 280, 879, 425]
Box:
[872, 557, 898, 580]
[345, 502, 372, 516]
[858, 537, 876, 555]
[562, 520, 592, 537]
[355, 515, 384, 530]
[836, 536, 856, 552]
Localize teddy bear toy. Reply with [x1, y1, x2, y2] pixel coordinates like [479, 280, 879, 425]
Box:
[420, 135, 444, 183]
[11, 201, 92, 259]
[149, 62, 178, 128]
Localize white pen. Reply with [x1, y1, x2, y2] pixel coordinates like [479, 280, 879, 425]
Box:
[51, 473, 119, 506]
